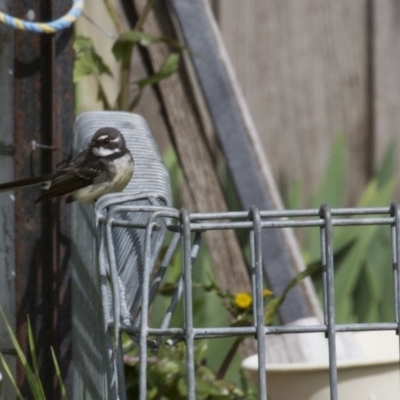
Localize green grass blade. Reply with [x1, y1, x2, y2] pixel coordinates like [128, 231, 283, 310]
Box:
[27, 317, 39, 375]
[375, 138, 395, 188]
[0, 352, 24, 400]
[311, 132, 346, 208]
[285, 177, 303, 210]
[50, 347, 67, 400]
[307, 133, 346, 261]
[26, 317, 46, 399]
[0, 308, 44, 399]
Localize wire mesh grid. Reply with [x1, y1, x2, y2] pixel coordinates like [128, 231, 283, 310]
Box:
[95, 201, 400, 400]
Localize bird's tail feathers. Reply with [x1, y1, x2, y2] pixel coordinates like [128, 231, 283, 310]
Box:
[0, 174, 53, 193]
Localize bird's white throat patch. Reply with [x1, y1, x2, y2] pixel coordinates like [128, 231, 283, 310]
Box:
[92, 147, 121, 157]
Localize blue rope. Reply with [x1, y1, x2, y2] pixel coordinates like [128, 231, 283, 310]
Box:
[0, 1, 84, 33]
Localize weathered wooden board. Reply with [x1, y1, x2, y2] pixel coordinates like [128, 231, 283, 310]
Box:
[217, 1, 369, 206]
[372, 0, 400, 171]
[131, 0, 254, 318]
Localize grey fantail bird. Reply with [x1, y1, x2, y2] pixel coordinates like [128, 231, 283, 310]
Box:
[0, 127, 134, 204]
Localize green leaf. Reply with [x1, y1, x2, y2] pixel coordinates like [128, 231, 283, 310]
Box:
[378, 255, 396, 321]
[194, 340, 208, 365]
[0, 308, 44, 399]
[0, 352, 24, 400]
[177, 377, 187, 396]
[285, 177, 303, 210]
[27, 317, 39, 376]
[331, 176, 396, 256]
[375, 138, 396, 188]
[130, 52, 181, 109]
[137, 53, 180, 90]
[73, 36, 113, 82]
[196, 374, 231, 397]
[51, 347, 67, 400]
[358, 177, 396, 208]
[365, 228, 392, 299]
[112, 30, 161, 60]
[265, 261, 321, 324]
[311, 132, 346, 208]
[335, 291, 355, 323]
[335, 229, 372, 296]
[353, 263, 380, 322]
[307, 133, 346, 262]
[163, 146, 183, 207]
[333, 177, 395, 322]
[113, 30, 184, 60]
[309, 136, 397, 323]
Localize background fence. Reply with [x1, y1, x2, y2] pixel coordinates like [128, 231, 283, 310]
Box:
[215, 0, 400, 206]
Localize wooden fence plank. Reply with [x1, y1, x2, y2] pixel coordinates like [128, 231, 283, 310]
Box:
[217, 1, 369, 206]
[372, 0, 400, 171]
[132, 0, 257, 358]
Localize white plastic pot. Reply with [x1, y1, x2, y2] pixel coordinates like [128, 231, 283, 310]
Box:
[242, 331, 400, 400]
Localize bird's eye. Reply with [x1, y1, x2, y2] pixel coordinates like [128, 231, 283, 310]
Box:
[104, 138, 110, 144]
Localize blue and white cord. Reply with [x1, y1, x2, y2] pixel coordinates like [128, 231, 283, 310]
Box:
[0, 0, 84, 33]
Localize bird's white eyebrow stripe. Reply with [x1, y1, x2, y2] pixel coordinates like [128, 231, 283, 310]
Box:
[95, 135, 120, 142]
[92, 147, 121, 157]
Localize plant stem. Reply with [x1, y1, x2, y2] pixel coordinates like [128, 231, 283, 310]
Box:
[120, 0, 156, 110]
[95, 73, 113, 110]
[134, 0, 156, 30]
[215, 336, 244, 380]
[103, 0, 124, 35]
[102, 0, 125, 108]
[119, 46, 133, 110]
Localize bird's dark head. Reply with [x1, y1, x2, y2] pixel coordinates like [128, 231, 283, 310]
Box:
[89, 127, 127, 157]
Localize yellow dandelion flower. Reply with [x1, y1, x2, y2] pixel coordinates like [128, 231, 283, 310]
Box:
[234, 292, 252, 309]
[263, 289, 273, 298]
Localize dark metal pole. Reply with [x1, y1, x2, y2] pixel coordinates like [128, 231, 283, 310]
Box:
[13, 1, 73, 397]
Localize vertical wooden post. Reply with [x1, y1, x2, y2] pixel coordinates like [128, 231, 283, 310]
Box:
[0, 1, 15, 399]
[13, 1, 73, 396]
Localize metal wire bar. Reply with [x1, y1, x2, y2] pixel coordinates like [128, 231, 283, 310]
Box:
[104, 205, 392, 222]
[120, 322, 399, 339]
[104, 205, 395, 234]
[148, 231, 181, 306]
[391, 218, 399, 322]
[181, 208, 196, 400]
[139, 210, 179, 400]
[160, 232, 202, 349]
[320, 204, 338, 400]
[320, 214, 328, 327]
[107, 216, 394, 232]
[139, 215, 155, 400]
[249, 231, 257, 328]
[191, 206, 391, 220]
[105, 211, 126, 400]
[187, 217, 393, 231]
[250, 206, 268, 399]
[390, 203, 400, 387]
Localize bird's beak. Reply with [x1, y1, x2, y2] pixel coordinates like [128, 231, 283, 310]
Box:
[89, 141, 96, 147]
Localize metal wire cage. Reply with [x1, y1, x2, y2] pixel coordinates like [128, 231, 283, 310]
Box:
[97, 203, 400, 400]
[70, 113, 400, 400]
